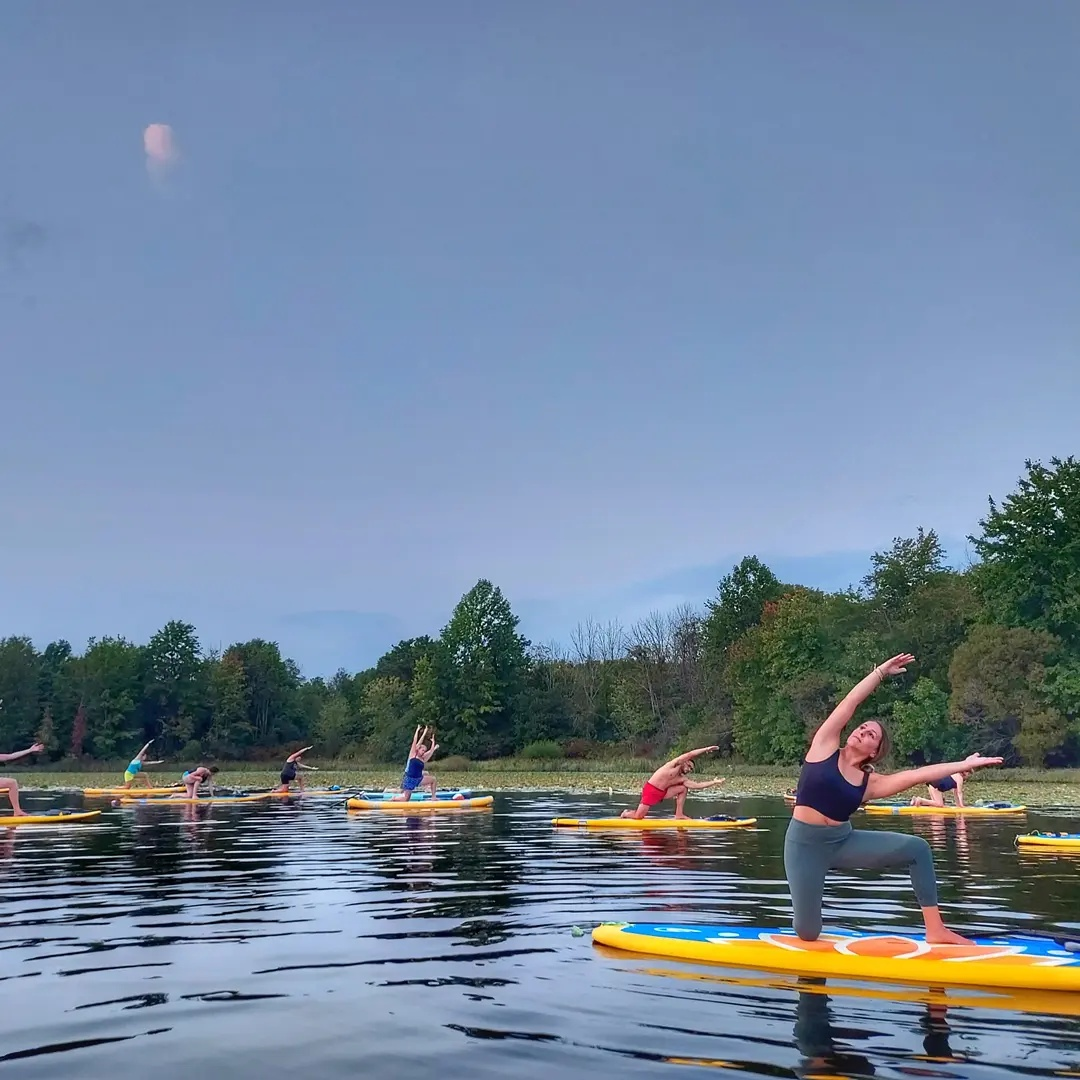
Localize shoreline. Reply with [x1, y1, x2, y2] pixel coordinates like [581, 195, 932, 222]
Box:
[14, 769, 1080, 806]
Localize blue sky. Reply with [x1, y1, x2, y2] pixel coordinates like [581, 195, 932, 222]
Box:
[2, 2, 1077, 676]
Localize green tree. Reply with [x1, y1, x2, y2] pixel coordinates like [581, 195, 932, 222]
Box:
[0, 636, 42, 747]
[862, 528, 947, 621]
[361, 676, 414, 761]
[891, 677, 965, 764]
[314, 694, 363, 757]
[77, 636, 144, 758]
[948, 624, 1066, 765]
[704, 556, 785, 659]
[375, 637, 437, 684]
[969, 456, 1080, 647]
[229, 640, 301, 745]
[143, 621, 202, 751]
[439, 580, 529, 758]
[205, 649, 253, 754]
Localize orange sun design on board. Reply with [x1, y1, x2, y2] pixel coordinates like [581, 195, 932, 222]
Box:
[743, 933, 1073, 967]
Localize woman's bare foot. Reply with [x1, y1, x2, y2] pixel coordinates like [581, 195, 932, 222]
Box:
[925, 927, 973, 946]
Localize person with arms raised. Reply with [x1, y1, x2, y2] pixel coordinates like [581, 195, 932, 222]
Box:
[786, 654, 1001, 945]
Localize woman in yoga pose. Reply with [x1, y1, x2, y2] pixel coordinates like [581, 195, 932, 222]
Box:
[786, 653, 1001, 945]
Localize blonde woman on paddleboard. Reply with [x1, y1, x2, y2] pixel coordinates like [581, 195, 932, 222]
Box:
[0, 743, 44, 816]
[619, 746, 726, 820]
[787, 653, 1001, 946]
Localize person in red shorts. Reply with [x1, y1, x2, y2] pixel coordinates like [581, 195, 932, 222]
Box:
[620, 745, 725, 819]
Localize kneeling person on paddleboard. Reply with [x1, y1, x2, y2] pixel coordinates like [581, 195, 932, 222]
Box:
[390, 726, 439, 801]
[0, 742, 45, 817]
[787, 653, 1001, 946]
[179, 765, 219, 798]
[277, 746, 318, 792]
[620, 746, 726, 820]
[123, 740, 165, 789]
[910, 770, 966, 808]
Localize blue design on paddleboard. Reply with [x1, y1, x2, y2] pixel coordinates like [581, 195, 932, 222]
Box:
[361, 790, 473, 801]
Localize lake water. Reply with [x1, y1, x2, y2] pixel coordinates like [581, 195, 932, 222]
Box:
[1, 791, 1078, 1079]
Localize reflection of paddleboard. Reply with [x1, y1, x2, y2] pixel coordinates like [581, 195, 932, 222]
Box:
[552, 816, 756, 830]
[1016, 832, 1080, 851]
[0, 810, 102, 826]
[592, 923, 1080, 992]
[347, 795, 493, 811]
[864, 802, 1026, 815]
[591, 946, 1080, 1018]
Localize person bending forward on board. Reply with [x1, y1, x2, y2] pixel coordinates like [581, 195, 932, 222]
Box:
[123, 740, 165, 789]
[391, 726, 439, 801]
[277, 747, 319, 792]
[910, 770, 966, 808]
[787, 653, 1001, 946]
[0, 743, 45, 817]
[179, 765, 219, 798]
[620, 746, 726, 820]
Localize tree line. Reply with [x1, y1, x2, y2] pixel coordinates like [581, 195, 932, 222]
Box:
[2, 456, 1078, 769]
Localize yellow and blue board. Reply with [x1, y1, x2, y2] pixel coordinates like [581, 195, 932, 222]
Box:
[1016, 832, 1080, 851]
[592, 922, 1080, 992]
[863, 802, 1026, 816]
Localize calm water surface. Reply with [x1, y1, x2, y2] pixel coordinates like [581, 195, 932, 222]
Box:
[1, 791, 1078, 1079]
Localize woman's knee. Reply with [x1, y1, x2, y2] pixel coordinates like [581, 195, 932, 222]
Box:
[793, 911, 823, 941]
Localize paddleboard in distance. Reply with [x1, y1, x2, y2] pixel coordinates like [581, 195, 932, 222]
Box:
[864, 803, 1026, 816]
[553, 816, 756, 830]
[0, 810, 103, 826]
[84, 787, 185, 797]
[367, 790, 474, 801]
[1015, 832, 1080, 851]
[592, 923, 1080, 992]
[120, 793, 273, 805]
[347, 795, 493, 810]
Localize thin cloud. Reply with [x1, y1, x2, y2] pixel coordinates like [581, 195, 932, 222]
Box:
[143, 123, 179, 183]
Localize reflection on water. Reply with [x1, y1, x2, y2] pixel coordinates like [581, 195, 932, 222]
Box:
[0, 791, 1076, 1079]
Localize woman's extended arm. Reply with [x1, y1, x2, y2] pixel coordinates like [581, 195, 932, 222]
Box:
[865, 755, 1000, 802]
[0, 743, 44, 764]
[806, 654, 913, 762]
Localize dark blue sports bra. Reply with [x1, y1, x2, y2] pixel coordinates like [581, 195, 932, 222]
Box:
[931, 775, 956, 792]
[795, 749, 869, 821]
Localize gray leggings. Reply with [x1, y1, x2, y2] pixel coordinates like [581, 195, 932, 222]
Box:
[784, 817, 938, 941]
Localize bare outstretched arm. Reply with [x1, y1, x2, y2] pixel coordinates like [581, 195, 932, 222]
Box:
[684, 777, 726, 790]
[0, 744, 44, 764]
[806, 654, 913, 761]
[866, 755, 1001, 802]
[670, 745, 720, 767]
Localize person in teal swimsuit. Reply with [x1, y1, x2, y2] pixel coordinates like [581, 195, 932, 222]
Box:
[123, 740, 165, 789]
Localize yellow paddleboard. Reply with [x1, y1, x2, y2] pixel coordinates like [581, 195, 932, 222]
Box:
[1015, 832, 1080, 851]
[0, 810, 102, 826]
[552, 816, 756, 830]
[593, 922, 1080, 993]
[864, 803, 1026, 816]
[120, 793, 273, 805]
[84, 787, 185, 797]
[347, 795, 493, 810]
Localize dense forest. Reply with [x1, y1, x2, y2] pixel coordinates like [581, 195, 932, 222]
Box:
[2, 457, 1078, 769]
